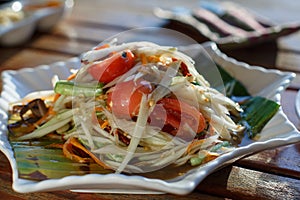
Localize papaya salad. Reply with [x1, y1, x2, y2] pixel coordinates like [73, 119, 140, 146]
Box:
[7, 41, 278, 174]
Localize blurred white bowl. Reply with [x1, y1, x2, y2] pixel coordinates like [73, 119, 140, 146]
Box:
[0, 0, 73, 46]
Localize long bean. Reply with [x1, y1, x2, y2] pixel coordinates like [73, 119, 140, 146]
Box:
[54, 81, 103, 97]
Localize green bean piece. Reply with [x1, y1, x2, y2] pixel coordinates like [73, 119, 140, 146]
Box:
[54, 81, 103, 97]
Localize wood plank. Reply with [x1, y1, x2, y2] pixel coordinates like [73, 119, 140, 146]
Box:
[220, 41, 277, 69]
[197, 165, 300, 200]
[52, 21, 124, 43]
[236, 143, 300, 179]
[276, 51, 300, 73]
[66, 0, 300, 53]
[278, 32, 300, 53]
[67, 0, 197, 28]
[51, 22, 208, 51]
[0, 191, 24, 200]
[0, 47, 24, 66]
[30, 35, 95, 56]
[222, 0, 300, 24]
[68, 0, 300, 27]
[0, 49, 72, 72]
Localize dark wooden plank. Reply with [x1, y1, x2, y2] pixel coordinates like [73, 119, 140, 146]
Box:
[52, 21, 125, 43]
[37, 22, 209, 54]
[236, 143, 300, 179]
[0, 191, 24, 200]
[278, 33, 300, 53]
[221, 41, 278, 69]
[0, 47, 24, 66]
[0, 49, 72, 72]
[197, 165, 300, 200]
[30, 35, 95, 56]
[276, 50, 300, 73]
[67, 0, 185, 28]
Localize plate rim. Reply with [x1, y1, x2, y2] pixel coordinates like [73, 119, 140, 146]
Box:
[1, 42, 300, 195]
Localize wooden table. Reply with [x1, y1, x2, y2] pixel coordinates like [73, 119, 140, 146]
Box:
[1, 0, 300, 199]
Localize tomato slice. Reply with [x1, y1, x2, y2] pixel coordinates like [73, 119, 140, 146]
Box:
[107, 79, 206, 139]
[172, 58, 191, 77]
[107, 79, 153, 119]
[150, 98, 206, 139]
[88, 50, 135, 83]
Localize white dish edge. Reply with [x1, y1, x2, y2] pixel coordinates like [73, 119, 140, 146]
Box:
[0, 42, 299, 195]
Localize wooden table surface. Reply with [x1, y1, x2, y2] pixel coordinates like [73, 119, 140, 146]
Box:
[1, 0, 300, 199]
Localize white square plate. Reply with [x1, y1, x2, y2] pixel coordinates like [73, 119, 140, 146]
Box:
[0, 43, 299, 195]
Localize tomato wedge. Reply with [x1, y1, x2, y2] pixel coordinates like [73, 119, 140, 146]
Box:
[88, 50, 135, 83]
[150, 98, 206, 139]
[107, 79, 206, 139]
[107, 79, 153, 119]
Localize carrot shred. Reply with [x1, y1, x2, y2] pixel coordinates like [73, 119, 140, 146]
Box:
[53, 93, 61, 103]
[186, 139, 204, 154]
[63, 137, 112, 169]
[140, 53, 148, 65]
[101, 120, 109, 129]
[203, 151, 219, 163]
[95, 107, 104, 112]
[63, 137, 93, 163]
[94, 43, 110, 50]
[66, 73, 76, 81]
[148, 55, 160, 63]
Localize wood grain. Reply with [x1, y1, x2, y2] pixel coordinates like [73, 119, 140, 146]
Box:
[0, 0, 300, 199]
[198, 166, 300, 200]
[237, 143, 300, 179]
